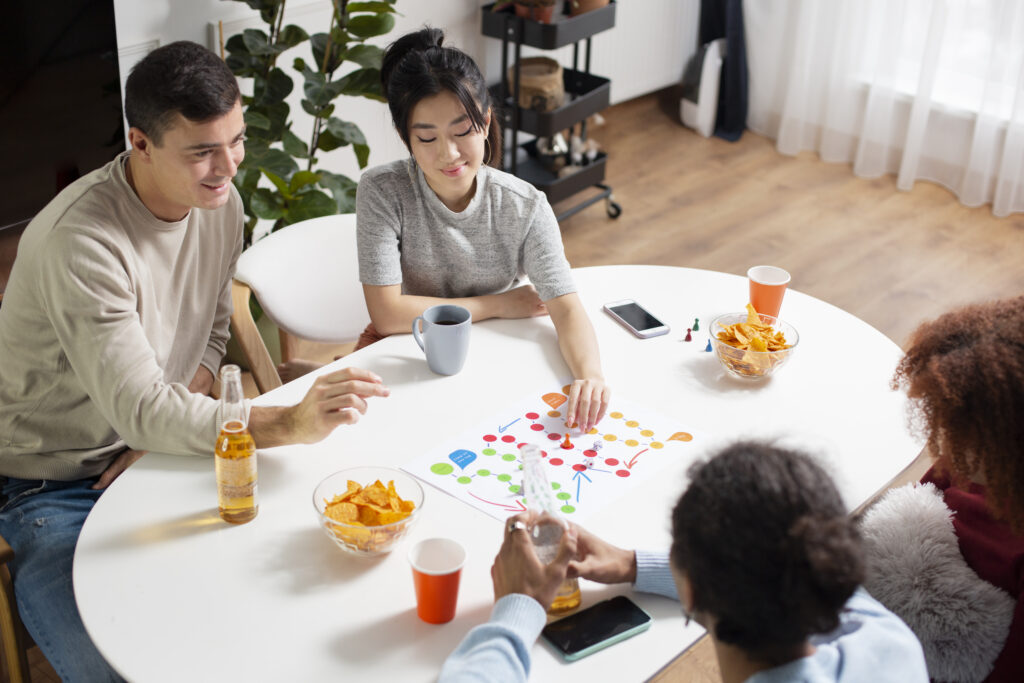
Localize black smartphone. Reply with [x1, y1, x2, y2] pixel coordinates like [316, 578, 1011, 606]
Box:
[603, 300, 671, 338]
[541, 595, 653, 661]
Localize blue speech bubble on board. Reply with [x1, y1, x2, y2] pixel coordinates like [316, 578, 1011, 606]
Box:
[448, 449, 477, 471]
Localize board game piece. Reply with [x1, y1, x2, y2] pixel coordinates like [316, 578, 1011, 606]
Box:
[693, 318, 700, 331]
[705, 339, 713, 352]
[684, 328, 692, 342]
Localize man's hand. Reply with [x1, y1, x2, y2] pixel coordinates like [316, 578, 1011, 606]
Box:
[491, 511, 577, 609]
[566, 524, 637, 585]
[92, 448, 147, 490]
[285, 367, 390, 445]
[493, 285, 548, 319]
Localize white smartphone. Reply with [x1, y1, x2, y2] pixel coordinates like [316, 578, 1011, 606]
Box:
[603, 299, 670, 338]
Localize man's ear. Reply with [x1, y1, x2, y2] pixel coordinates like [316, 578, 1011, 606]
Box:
[128, 127, 153, 160]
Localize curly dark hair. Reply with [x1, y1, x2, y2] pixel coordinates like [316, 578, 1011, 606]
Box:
[892, 295, 1024, 531]
[670, 442, 863, 662]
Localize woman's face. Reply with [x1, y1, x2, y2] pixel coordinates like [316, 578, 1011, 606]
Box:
[408, 90, 490, 212]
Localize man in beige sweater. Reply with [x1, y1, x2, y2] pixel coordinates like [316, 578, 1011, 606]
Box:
[0, 42, 388, 681]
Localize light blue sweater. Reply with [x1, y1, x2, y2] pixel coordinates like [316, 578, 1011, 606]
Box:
[438, 551, 928, 683]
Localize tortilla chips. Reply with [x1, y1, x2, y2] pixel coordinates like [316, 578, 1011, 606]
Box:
[713, 304, 793, 377]
[321, 479, 417, 553]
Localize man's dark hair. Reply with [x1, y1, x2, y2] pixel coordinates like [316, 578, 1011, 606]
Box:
[670, 441, 863, 663]
[124, 41, 240, 144]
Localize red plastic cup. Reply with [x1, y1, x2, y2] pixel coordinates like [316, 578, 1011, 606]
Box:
[748, 266, 791, 319]
[409, 538, 466, 624]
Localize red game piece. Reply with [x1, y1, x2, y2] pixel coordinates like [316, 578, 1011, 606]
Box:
[684, 328, 692, 342]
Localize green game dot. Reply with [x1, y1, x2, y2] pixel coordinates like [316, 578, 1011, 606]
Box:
[508, 485, 521, 493]
[501, 454, 516, 461]
[431, 463, 454, 475]
[556, 492, 571, 500]
[457, 476, 472, 484]
[560, 505, 576, 514]
[482, 448, 496, 456]
[497, 474, 512, 482]
[476, 469, 491, 477]
[550, 482, 561, 490]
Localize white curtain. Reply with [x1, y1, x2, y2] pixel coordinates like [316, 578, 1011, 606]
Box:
[744, 0, 1024, 217]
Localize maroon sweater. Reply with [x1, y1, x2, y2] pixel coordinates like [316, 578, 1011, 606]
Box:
[921, 467, 1024, 683]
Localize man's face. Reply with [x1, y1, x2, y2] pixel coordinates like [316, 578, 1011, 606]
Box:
[132, 101, 245, 221]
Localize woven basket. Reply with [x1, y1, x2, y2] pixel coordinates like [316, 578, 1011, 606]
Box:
[508, 57, 564, 112]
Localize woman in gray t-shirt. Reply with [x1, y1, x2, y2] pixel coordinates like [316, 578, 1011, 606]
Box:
[359, 27, 608, 432]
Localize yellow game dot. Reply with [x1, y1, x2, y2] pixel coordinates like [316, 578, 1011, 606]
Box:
[604, 434, 618, 442]
[548, 410, 561, 418]
[640, 429, 654, 437]
[625, 420, 639, 428]
[651, 442, 664, 449]
[587, 428, 599, 435]
[624, 439, 639, 447]
[609, 412, 623, 419]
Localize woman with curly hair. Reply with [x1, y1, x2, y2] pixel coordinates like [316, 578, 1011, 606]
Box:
[870, 295, 1024, 682]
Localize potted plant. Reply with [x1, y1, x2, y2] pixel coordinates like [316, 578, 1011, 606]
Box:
[493, 0, 557, 25]
[569, 0, 610, 16]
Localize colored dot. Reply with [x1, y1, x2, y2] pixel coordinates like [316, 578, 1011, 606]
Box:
[640, 429, 654, 437]
[616, 469, 631, 478]
[605, 458, 619, 466]
[497, 474, 512, 482]
[561, 384, 572, 395]
[572, 464, 587, 472]
[651, 442, 664, 449]
[457, 476, 472, 484]
[567, 421, 579, 429]
[548, 410, 562, 418]
[610, 412, 623, 419]
[583, 449, 597, 457]
[502, 454, 516, 461]
[541, 450, 548, 457]
[482, 448, 496, 456]
[431, 463, 454, 475]
[530, 424, 544, 431]
[556, 492, 571, 500]
[548, 433, 562, 441]
[476, 469, 491, 477]
[501, 435, 515, 443]
[624, 439, 639, 447]
[673, 432, 694, 442]
[525, 412, 539, 419]
[625, 420, 639, 428]
[508, 485, 520, 493]
[587, 428, 599, 435]
[518, 443, 528, 449]
[560, 505, 576, 514]
[551, 482, 561, 490]
[604, 434, 618, 442]
[560, 442, 574, 450]
[483, 434, 497, 442]
[549, 458, 564, 466]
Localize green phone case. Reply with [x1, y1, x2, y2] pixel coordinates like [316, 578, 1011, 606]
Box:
[560, 619, 652, 661]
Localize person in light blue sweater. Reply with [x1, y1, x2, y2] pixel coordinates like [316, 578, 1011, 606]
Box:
[440, 442, 928, 683]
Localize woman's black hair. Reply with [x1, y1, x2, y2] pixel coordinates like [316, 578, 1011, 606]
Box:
[670, 441, 864, 663]
[380, 28, 502, 168]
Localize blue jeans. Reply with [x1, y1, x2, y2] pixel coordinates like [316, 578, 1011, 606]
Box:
[0, 477, 123, 682]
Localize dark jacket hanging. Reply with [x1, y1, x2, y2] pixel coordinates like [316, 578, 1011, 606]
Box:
[699, 0, 748, 141]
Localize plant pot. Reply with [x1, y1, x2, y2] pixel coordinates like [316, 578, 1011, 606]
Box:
[569, 0, 610, 16]
[514, 2, 556, 23]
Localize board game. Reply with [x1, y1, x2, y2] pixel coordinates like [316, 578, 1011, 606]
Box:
[402, 384, 698, 521]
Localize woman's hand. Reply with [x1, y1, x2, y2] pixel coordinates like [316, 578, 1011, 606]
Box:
[566, 377, 610, 434]
[566, 524, 637, 585]
[492, 284, 548, 319]
[492, 511, 577, 609]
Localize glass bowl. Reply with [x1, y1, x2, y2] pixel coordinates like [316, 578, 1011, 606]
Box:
[312, 466, 424, 557]
[709, 312, 799, 380]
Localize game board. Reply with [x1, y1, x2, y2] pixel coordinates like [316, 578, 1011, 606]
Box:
[402, 384, 698, 522]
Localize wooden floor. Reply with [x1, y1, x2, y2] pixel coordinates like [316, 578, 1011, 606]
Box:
[11, 89, 1024, 682]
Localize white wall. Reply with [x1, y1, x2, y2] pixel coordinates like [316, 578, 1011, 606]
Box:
[113, 0, 698, 181]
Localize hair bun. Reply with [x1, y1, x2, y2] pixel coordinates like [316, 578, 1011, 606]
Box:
[788, 515, 864, 594]
[381, 28, 446, 93]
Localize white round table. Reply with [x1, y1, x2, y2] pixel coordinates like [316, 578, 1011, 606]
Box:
[74, 266, 921, 682]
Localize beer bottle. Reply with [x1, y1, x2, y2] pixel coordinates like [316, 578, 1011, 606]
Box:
[215, 365, 257, 524]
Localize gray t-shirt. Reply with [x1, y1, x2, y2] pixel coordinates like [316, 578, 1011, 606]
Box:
[356, 158, 575, 302]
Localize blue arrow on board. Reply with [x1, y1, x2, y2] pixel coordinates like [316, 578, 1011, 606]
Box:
[498, 418, 521, 433]
[572, 470, 592, 502]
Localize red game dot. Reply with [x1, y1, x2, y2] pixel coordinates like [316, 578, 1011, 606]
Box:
[501, 435, 515, 443]
[525, 412, 539, 419]
[561, 442, 574, 450]
[530, 423, 544, 431]
[548, 458, 564, 466]
[572, 464, 587, 472]
[605, 458, 619, 466]
[518, 443, 527, 449]
[483, 434, 497, 442]
[584, 449, 597, 457]
[547, 433, 562, 441]
[541, 450, 548, 457]
[616, 469, 631, 478]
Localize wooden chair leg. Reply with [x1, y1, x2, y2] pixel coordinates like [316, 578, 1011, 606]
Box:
[229, 280, 282, 395]
[278, 328, 299, 365]
[0, 535, 30, 683]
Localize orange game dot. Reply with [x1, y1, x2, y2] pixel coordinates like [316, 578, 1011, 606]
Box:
[624, 439, 639, 447]
[625, 420, 639, 428]
[548, 410, 562, 418]
[640, 429, 654, 437]
[669, 432, 694, 442]
[561, 384, 572, 396]
[587, 427, 599, 435]
[603, 434, 618, 442]
[609, 412, 624, 419]
[651, 442, 664, 449]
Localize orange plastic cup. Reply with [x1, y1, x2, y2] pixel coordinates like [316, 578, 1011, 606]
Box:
[748, 266, 791, 319]
[409, 538, 466, 624]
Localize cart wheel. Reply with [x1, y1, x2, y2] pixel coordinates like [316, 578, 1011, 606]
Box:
[606, 199, 622, 219]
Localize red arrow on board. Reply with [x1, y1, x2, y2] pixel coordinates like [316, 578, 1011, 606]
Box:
[469, 492, 528, 513]
[627, 448, 649, 469]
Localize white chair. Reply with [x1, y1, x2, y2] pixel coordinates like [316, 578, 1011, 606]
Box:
[230, 213, 370, 394]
